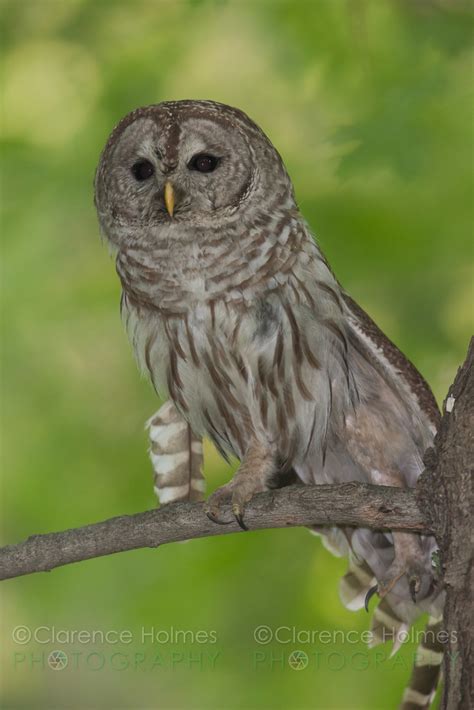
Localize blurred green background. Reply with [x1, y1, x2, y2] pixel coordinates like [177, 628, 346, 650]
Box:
[1, 0, 472, 708]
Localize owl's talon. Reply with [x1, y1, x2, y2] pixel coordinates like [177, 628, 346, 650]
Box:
[364, 584, 379, 612]
[204, 441, 272, 530]
[235, 514, 248, 531]
[409, 575, 421, 603]
[232, 505, 249, 531]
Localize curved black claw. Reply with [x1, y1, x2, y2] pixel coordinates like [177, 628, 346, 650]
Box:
[205, 511, 233, 526]
[409, 575, 420, 604]
[234, 511, 249, 531]
[364, 584, 379, 612]
[235, 515, 248, 531]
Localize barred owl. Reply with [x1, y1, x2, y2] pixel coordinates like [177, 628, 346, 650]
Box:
[95, 100, 444, 709]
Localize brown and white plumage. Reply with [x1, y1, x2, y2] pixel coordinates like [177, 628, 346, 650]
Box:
[147, 401, 205, 504]
[95, 100, 444, 708]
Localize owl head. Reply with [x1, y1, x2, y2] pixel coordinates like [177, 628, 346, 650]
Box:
[94, 100, 296, 248]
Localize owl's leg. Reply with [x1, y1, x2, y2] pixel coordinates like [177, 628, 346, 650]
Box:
[204, 440, 275, 530]
[345, 414, 433, 607]
[147, 401, 206, 505]
[361, 489, 433, 608]
[374, 532, 431, 603]
[364, 461, 432, 604]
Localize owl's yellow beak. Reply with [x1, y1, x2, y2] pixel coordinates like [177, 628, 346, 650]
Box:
[164, 181, 175, 217]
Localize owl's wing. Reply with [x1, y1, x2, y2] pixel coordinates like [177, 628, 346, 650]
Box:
[341, 292, 440, 429]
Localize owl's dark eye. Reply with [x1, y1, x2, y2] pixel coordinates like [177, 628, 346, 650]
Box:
[131, 160, 155, 181]
[188, 154, 220, 173]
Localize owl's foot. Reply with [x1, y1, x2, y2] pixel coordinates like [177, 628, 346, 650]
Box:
[365, 567, 423, 611]
[364, 533, 432, 610]
[380, 568, 424, 603]
[204, 483, 235, 527]
[204, 440, 275, 530]
[204, 471, 269, 530]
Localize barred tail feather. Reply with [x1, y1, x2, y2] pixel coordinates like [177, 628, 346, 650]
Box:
[339, 554, 376, 611]
[147, 401, 206, 504]
[400, 616, 444, 710]
[369, 598, 408, 655]
[310, 530, 443, 709]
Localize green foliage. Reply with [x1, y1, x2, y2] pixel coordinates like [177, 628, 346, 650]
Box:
[1, 1, 472, 707]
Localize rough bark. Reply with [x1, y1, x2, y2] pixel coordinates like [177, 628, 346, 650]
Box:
[417, 337, 474, 710]
[0, 482, 427, 581]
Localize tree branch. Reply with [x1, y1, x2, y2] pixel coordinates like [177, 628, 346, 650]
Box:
[0, 482, 429, 582]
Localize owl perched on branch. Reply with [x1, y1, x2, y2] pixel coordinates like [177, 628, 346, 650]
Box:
[95, 100, 444, 709]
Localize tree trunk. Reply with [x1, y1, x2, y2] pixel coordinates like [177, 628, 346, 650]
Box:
[417, 338, 474, 709]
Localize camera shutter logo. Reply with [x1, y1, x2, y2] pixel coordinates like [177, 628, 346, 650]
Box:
[48, 650, 68, 671]
[288, 650, 309, 671]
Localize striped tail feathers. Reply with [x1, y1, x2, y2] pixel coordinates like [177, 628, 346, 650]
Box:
[337, 553, 415, 657]
[313, 531, 443, 708]
[400, 616, 444, 710]
[147, 401, 206, 505]
[369, 598, 409, 655]
[339, 552, 376, 611]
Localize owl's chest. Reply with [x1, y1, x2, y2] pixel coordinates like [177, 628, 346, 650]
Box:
[127, 294, 309, 458]
[129, 296, 244, 381]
